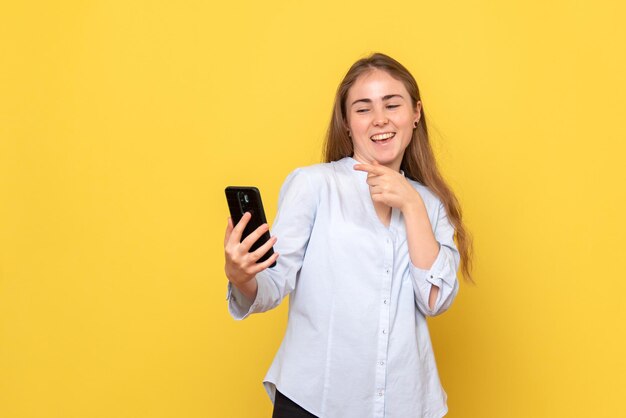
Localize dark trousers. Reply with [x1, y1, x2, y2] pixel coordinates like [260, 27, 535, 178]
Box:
[272, 390, 318, 418]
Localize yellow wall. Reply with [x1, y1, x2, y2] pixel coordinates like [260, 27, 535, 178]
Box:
[1, 1, 625, 417]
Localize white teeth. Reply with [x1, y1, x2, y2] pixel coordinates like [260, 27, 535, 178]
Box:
[371, 132, 395, 141]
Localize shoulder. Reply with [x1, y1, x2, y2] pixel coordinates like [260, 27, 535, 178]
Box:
[282, 158, 349, 187]
[276, 161, 344, 209]
[276, 161, 331, 201]
[287, 161, 333, 178]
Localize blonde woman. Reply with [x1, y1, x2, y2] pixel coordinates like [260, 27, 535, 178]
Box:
[224, 53, 473, 418]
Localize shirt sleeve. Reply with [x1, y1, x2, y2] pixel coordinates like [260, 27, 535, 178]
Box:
[227, 168, 318, 320]
[409, 199, 461, 317]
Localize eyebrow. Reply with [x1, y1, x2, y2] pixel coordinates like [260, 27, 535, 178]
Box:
[351, 94, 404, 107]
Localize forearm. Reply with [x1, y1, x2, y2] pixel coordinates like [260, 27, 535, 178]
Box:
[428, 285, 439, 310]
[402, 198, 441, 310]
[403, 198, 439, 268]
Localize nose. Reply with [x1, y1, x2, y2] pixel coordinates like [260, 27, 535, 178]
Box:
[373, 108, 388, 126]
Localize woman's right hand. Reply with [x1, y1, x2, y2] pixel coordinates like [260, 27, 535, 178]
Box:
[224, 212, 279, 300]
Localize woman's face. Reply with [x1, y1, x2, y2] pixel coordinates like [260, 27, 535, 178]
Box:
[345, 69, 421, 171]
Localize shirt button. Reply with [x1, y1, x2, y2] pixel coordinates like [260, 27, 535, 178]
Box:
[378, 391, 384, 397]
[383, 299, 388, 304]
[386, 269, 390, 274]
[379, 361, 385, 365]
[382, 329, 387, 334]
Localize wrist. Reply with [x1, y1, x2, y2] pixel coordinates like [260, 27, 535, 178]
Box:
[401, 192, 425, 214]
[234, 278, 258, 302]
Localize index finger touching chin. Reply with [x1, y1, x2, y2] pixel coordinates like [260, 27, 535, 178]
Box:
[353, 163, 379, 173]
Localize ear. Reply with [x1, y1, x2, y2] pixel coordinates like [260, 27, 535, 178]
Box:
[414, 100, 422, 125]
[343, 117, 352, 136]
[343, 115, 351, 129]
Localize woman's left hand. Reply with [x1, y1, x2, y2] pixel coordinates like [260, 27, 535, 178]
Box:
[353, 161, 423, 212]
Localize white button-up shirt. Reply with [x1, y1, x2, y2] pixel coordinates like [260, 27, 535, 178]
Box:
[227, 157, 460, 418]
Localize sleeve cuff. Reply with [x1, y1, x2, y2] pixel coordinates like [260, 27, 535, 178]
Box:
[409, 242, 457, 289]
[226, 272, 273, 320]
[226, 282, 254, 320]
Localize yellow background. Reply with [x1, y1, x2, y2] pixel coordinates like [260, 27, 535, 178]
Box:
[1, 1, 625, 417]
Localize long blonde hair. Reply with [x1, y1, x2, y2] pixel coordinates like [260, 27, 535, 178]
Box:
[323, 53, 474, 283]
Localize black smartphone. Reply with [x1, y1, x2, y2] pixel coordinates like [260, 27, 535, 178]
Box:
[225, 186, 276, 268]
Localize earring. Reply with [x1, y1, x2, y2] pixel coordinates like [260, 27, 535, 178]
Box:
[347, 130, 352, 138]
[413, 121, 419, 128]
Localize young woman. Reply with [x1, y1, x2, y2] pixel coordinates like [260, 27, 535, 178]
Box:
[224, 53, 473, 418]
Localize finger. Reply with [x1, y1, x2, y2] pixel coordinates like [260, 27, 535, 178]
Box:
[353, 163, 384, 176]
[224, 217, 234, 246]
[366, 176, 382, 187]
[250, 252, 280, 274]
[229, 212, 252, 245]
[369, 186, 383, 196]
[240, 222, 270, 252]
[371, 193, 385, 203]
[250, 235, 277, 262]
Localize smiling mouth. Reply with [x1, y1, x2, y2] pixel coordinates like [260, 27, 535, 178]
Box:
[370, 132, 396, 142]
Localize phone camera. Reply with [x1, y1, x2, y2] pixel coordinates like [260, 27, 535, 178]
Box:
[237, 191, 251, 212]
